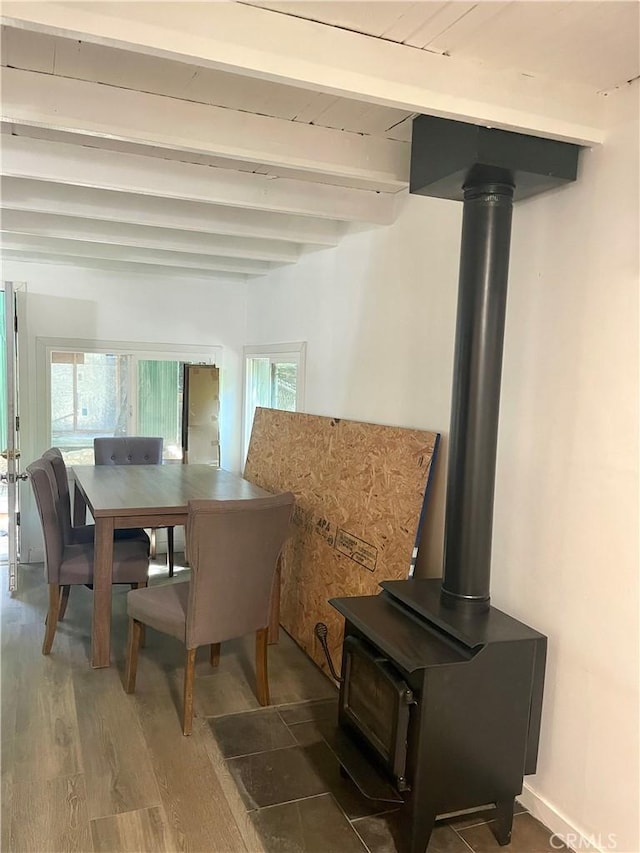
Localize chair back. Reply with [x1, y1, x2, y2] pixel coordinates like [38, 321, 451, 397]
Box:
[27, 458, 63, 583]
[185, 492, 295, 648]
[42, 447, 74, 546]
[94, 436, 163, 466]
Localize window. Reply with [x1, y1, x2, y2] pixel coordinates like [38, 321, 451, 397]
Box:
[243, 342, 306, 459]
[40, 339, 220, 464]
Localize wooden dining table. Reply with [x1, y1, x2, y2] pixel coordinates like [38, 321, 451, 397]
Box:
[72, 463, 273, 668]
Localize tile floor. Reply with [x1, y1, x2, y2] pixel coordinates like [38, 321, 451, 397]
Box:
[209, 689, 565, 853]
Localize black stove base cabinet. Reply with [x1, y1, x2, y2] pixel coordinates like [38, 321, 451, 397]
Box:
[330, 579, 547, 853]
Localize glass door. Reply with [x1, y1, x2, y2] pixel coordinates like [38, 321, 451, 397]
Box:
[1, 282, 26, 593]
[47, 346, 213, 464]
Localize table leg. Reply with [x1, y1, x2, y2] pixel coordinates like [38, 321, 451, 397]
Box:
[73, 481, 87, 526]
[267, 556, 281, 645]
[92, 516, 115, 668]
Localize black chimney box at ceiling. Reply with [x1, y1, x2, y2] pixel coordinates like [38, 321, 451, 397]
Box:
[409, 114, 579, 202]
[329, 117, 581, 853]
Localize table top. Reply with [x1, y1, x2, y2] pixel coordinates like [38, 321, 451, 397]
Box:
[72, 464, 271, 517]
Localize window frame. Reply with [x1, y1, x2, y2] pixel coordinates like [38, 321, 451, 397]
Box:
[242, 341, 306, 461]
[36, 336, 221, 462]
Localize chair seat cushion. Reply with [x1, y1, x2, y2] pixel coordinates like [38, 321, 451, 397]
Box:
[69, 524, 150, 551]
[115, 528, 150, 545]
[112, 539, 151, 583]
[59, 543, 94, 584]
[127, 580, 189, 642]
[59, 539, 149, 585]
[69, 524, 96, 546]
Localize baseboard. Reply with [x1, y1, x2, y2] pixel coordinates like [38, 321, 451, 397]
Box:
[520, 782, 614, 853]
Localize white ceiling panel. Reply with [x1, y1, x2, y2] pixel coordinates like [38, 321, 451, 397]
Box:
[417, 2, 511, 53]
[399, 2, 479, 50]
[1, 1, 636, 279]
[1, 249, 250, 280]
[2, 135, 399, 224]
[244, 1, 419, 37]
[247, 0, 639, 91]
[0, 23, 56, 71]
[0, 233, 276, 275]
[0, 177, 345, 246]
[2, 68, 409, 191]
[379, 2, 449, 44]
[0, 3, 609, 142]
[0, 209, 302, 263]
[429, 1, 640, 91]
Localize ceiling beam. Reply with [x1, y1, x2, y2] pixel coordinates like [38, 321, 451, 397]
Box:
[0, 2, 605, 144]
[0, 233, 274, 276]
[2, 67, 408, 192]
[0, 177, 344, 246]
[1, 135, 397, 224]
[0, 209, 301, 263]
[1, 248, 250, 280]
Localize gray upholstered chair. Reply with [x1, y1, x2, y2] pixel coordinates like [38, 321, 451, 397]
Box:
[93, 436, 175, 576]
[124, 492, 295, 735]
[43, 447, 94, 547]
[43, 447, 149, 554]
[27, 458, 150, 656]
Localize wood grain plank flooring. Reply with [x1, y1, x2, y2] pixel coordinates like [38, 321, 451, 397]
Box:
[1, 773, 13, 853]
[91, 806, 174, 852]
[2, 563, 347, 853]
[72, 664, 163, 820]
[12, 628, 83, 785]
[2, 565, 256, 853]
[1, 623, 19, 840]
[9, 773, 92, 853]
[132, 676, 249, 852]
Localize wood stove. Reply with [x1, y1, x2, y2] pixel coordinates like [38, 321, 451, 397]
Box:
[331, 581, 546, 852]
[327, 117, 581, 853]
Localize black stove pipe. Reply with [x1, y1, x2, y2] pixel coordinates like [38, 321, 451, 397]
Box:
[441, 174, 514, 612]
[409, 116, 579, 613]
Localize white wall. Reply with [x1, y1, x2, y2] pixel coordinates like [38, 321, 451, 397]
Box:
[245, 195, 463, 572]
[2, 261, 247, 556]
[496, 85, 639, 852]
[246, 83, 639, 852]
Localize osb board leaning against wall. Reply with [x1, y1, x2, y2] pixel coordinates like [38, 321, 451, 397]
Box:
[244, 408, 440, 679]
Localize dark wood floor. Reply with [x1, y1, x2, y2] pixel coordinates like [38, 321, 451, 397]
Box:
[1, 560, 563, 853]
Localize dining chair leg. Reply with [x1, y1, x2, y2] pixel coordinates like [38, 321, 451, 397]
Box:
[58, 585, 71, 621]
[255, 628, 270, 706]
[129, 582, 147, 646]
[182, 648, 197, 736]
[131, 581, 149, 649]
[124, 618, 143, 693]
[42, 585, 61, 655]
[167, 527, 174, 578]
[210, 643, 220, 667]
[150, 528, 157, 559]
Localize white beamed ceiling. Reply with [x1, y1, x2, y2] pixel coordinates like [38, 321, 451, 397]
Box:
[1, 1, 638, 281]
